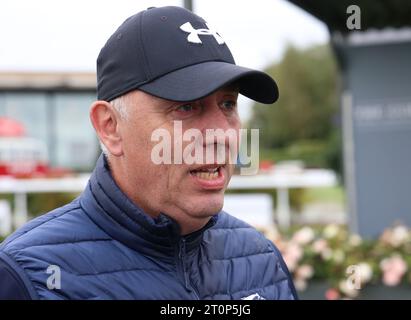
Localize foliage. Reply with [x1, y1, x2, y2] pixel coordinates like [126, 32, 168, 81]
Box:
[248, 44, 342, 176]
[224, 187, 305, 212]
[302, 186, 344, 204]
[270, 224, 411, 299]
[27, 192, 80, 218]
[0, 192, 79, 219]
[260, 140, 329, 168]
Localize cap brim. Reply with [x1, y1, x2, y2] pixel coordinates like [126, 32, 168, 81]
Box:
[138, 61, 278, 104]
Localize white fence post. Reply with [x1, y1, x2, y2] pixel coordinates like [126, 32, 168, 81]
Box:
[0, 200, 12, 237]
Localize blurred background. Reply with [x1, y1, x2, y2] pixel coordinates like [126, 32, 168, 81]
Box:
[0, 0, 411, 299]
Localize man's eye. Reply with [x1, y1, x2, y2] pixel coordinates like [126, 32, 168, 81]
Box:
[172, 103, 201, 119]
[221, 100, 237, 111]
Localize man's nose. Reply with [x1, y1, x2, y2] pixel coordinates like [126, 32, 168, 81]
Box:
[198, 101, 240, 155]
[200, 102, 235, 134]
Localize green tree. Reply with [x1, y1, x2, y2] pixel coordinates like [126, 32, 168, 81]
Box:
[249, 44, 342, 175]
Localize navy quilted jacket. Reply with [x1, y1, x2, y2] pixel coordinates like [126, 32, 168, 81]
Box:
[0, 155, 297, 300]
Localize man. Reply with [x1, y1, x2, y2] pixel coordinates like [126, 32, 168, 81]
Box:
[0, 6, 297, 300]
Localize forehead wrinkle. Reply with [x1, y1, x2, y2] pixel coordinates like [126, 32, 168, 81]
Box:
[125, 90, 173, 114]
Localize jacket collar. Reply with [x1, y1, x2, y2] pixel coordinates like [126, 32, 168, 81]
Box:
[80, 154, 218, 259]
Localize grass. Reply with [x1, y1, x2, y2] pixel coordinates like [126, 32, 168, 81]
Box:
[302, 186, 345, 204]
[259, 142, 330, 169]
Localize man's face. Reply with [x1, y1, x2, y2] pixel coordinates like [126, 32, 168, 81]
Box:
[114, 86, 240, 232]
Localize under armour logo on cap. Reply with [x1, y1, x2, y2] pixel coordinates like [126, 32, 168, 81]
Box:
[180, 22, 225, 45]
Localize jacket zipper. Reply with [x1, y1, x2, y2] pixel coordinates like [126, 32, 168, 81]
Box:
[178, 238, 200, 300]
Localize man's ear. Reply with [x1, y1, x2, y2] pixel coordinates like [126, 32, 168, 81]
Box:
[89, 100, 124, 156]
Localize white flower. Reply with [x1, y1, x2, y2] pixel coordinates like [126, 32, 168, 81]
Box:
[312, 239, 328, 253]
[294, 278, 307, 292]
[296, 264, 314, 280]
[339, 279, 359, 298]
[357, 263, 373, 283]
[390, 225, 409, 247]
[332, 249, 345, 264]
[292, 227, 315, 245]
[283, 243, 303, 272]
[348, 234, 362, 246]
[321, 248, 333, 260]
[323, 224, 339, 239]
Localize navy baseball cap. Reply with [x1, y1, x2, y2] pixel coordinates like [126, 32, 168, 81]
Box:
[97, 6, 279, 104]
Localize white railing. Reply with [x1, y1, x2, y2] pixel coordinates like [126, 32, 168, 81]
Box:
[0, 169, 337, 231]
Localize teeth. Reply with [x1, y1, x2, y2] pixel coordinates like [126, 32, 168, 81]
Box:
[193, 170, 219, 180]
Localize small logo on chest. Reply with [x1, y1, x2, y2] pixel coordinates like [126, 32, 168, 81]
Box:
[241, 292, 266, 300]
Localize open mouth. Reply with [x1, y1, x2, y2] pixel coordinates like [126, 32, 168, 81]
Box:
[189, 165, 224, 181]
[188, 164, 226, 190]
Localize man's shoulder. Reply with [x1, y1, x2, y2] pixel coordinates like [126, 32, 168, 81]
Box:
[0, 199, 87, 300]
[206, 211, 275, 256]
[0, 198, 108, 255]
[0, 198, 115, 300]
[203, 211, 298, 299]
[212, 211, 269, 239]
[0, 253, 33, 299]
